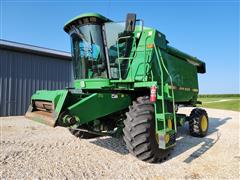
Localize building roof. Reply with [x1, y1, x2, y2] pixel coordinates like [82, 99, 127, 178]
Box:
[0, 39, 72, 60]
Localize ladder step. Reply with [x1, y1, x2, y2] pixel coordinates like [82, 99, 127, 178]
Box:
[157, 96, 173, 101]
[156, 113, 174, 120]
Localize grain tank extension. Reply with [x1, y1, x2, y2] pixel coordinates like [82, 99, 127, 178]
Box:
[25, 13, 208, 163]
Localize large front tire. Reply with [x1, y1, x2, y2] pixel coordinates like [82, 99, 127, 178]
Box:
[123, 96, 170, 163]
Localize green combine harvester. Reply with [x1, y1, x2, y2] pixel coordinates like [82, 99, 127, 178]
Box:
[25, 13, 208, 163]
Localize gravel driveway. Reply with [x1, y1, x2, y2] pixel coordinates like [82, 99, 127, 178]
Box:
[0, 108, 239, 179]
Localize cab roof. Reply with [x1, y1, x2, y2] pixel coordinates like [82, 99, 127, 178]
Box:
[64, 13, 112, 33]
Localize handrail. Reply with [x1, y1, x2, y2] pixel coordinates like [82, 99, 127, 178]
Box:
[117, 36, 131, 79]
[156, 46, 177, 133]
[153, 42, 177, 133]
[143, 35, 151, 81]
[153, 43, 166, 133]
[116, 35, 137, 80]
[136, 19, 144, 32]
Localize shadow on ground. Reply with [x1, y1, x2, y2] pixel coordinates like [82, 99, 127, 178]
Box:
[170, 117, 231, 163]
[89, 136, 129, 155]
[87, 116, 231, 161]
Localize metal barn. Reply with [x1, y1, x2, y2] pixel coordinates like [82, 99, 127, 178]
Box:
[0, 40, 73, 116]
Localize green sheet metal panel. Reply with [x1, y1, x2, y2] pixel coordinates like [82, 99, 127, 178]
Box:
[161, 51, 199, 102]
[67, 93, 131, 124]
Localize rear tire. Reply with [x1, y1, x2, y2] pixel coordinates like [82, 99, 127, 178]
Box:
[123, 96, 171, 163]
[189, 108, 209, 137]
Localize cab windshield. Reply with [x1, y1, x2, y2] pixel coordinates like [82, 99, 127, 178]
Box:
[70, 24, 107, 79]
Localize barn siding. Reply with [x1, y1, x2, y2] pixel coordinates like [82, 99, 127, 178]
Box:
[0, 45, 73, 116]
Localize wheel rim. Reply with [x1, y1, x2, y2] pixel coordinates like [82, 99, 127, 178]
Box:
[200, 115, 208, 131]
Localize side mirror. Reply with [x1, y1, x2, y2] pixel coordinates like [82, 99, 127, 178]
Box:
[125, 13, 136, 32]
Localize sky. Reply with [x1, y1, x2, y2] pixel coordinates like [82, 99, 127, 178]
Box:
[1, 0, 239, 94]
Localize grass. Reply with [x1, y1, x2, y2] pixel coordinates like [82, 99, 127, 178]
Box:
[198, 95, 240, 112]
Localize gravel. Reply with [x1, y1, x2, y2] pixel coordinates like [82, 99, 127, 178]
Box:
[0, 108, 239, 179]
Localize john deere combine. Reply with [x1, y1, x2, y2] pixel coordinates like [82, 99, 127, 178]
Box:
[25, 13, 208, 162]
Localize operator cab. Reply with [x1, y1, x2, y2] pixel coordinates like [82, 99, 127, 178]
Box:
[64, 13, 138, 80]
[64, 14, 110, 79]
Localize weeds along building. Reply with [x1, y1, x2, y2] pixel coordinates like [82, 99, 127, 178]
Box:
[0, 39, 73, 116]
